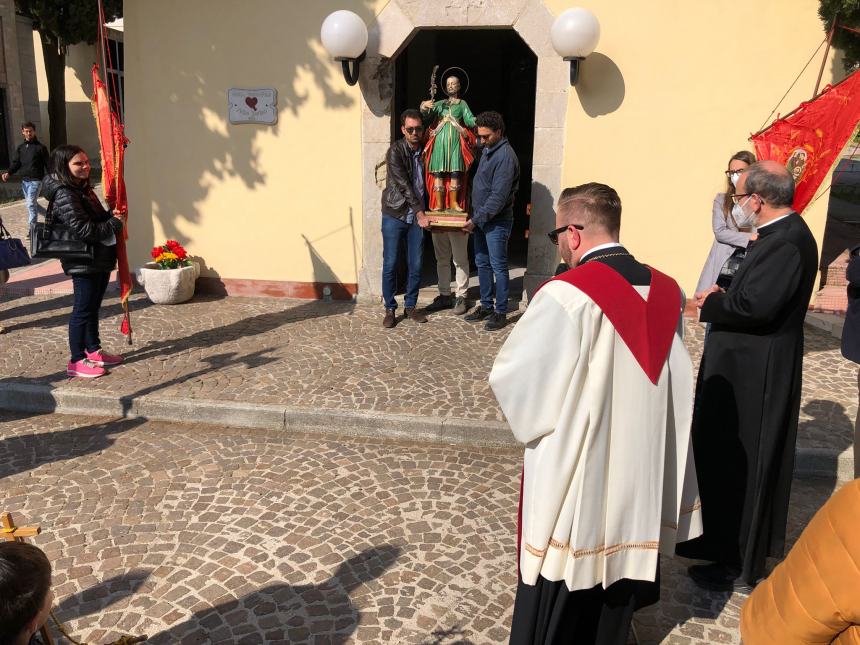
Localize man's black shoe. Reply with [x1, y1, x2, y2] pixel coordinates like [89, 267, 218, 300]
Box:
[404, 307, 428, 323]
[484, 312, 507, 331]
[464, 305, 493, 322]
[687, 563, 752, 593]
[424, 295, 453, 312]
[382, 309, 396, 329]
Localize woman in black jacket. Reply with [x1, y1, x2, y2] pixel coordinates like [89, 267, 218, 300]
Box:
[44, 145, 124, 378]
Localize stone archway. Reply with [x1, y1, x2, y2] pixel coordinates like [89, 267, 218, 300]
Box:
[356, 0, 568, 303]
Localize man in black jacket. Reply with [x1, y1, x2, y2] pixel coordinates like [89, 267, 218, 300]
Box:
[2, 122, 48, 237]
[842, 243, 860, 478]
[380, 109, 430, 328]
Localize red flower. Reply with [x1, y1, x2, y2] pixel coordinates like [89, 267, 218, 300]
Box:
[151, 246, 163, 259]
[175, 248, 188, 260]
[165, 240, 181, 251]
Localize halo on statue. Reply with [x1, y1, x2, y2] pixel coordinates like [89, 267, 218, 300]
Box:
[441, 66, 470, 97]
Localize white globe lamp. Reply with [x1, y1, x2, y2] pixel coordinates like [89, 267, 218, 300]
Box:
[551, 8, 601, 85]
[320, 10, 368, 86]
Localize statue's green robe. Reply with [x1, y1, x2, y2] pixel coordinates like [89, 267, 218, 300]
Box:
[423, 99, 476, 173]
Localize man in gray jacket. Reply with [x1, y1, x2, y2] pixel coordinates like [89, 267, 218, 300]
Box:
[380, 109, 430, 328]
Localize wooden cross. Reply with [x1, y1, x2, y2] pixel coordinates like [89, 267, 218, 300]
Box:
[1, 511, 41, 541]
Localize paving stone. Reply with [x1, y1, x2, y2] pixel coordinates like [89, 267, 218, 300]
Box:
[0, 413, 846, 643]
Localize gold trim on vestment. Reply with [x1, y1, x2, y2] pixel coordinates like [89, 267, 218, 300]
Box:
[663, 500, 703, 530]
[524, 543, 546, 557]
[524, 540, 660, 560]
[680, 500, 702, 515]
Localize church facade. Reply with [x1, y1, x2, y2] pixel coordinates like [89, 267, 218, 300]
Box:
[121, 0, 840, 300]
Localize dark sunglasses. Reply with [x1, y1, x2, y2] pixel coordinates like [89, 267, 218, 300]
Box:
[404, 126, 424, 134]
[548, 223, 584, 245]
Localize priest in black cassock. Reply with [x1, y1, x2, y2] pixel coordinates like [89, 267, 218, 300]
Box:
[676, 160, 819, 591]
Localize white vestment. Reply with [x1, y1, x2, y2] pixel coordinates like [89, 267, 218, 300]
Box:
[489, 279, 702, 592]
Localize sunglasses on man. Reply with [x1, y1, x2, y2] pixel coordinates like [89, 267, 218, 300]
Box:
[404, 126, 424, 134]
[548, 223, 584, 245]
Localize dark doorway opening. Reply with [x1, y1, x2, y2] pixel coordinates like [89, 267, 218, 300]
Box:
[0, 89, 11, 168]
[392, 28, 537, 300]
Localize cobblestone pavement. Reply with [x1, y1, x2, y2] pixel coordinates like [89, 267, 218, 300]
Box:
[0, 412, 845, 644]
[0, 288, 855, 454]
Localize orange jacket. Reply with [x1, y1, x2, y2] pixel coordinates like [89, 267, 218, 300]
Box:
[741, 479, 860, 644]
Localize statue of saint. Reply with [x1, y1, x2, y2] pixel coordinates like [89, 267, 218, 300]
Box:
[420, 72, 477, 212]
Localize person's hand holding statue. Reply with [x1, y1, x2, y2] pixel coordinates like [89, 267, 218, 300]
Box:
[417, 211, 430, 229]
[462, 220, 475, 234]
[1, 173, 8, 182]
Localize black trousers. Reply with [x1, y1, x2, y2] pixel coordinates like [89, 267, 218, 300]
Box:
[509, 569, 659, 645]
[69, 272, 110, 362]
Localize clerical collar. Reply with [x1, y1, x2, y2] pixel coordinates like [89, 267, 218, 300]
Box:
[756, 212, 793, 230]
[579, 242, 624, 264]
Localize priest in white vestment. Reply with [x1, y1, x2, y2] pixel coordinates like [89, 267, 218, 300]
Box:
[489, 183, 703, 645]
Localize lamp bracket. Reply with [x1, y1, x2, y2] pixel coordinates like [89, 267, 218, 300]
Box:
[335, 51, 366, 86]
[564, 56, 585, 86]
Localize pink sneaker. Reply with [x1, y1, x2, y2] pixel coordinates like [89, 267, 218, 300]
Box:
[67, 359, 107, 378]
[85, 349, 124, 366]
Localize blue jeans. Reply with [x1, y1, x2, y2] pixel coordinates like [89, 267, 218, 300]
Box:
[473, 218, 513, 313]
[69, 272, 110, 362]
[22, 180, 44, 228]
[381, 214, 424, 310]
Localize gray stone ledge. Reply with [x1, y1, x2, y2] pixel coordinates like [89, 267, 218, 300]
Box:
[0, 381, 845, 478]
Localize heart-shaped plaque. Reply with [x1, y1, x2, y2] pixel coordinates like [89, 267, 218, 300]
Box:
[245, 96, 258, 111]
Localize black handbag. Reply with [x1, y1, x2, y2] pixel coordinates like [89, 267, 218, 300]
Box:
[0, 217, 31, 270]
[716, 247, 747, 290]
[31, 196, 94, 261]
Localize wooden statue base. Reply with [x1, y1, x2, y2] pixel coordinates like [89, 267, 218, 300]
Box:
[427, 209, 468, 231]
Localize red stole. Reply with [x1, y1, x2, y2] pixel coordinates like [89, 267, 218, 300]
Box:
[541, 262, 681, 385]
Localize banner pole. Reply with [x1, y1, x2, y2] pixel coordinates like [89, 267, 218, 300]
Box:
[814, 14, 838, 98]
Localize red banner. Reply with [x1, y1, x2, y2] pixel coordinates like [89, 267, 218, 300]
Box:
[751, 69, 860, 213]
[92, 63, 133, 339]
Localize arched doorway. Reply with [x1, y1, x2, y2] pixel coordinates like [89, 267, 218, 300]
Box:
[394, 29, 537, 279]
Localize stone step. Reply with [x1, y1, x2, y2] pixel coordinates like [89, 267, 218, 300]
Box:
[0, 381, 848, 480]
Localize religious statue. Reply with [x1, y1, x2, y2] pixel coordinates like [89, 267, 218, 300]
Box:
[420, 67, 477, 213]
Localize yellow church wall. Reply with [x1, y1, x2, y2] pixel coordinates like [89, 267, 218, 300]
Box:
[125, 0, 843, 296]
[124, 0, 385, 292]
[546, 0, 841, 293]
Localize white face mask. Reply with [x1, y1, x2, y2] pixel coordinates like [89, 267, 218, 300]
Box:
[729, 171, 742, 187]
[732, 199, 756, 228]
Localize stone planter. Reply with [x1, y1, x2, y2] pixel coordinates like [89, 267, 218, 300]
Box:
[136, 261, 200, 305]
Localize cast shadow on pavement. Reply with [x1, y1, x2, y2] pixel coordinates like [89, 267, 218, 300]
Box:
[52, 570, 152, 628]
[0, 293, 155, 334]
[121, 296, 355, 367]
[0, 413, 147, 480]
[147, 545, 401, 644]
[797, 399, 854, 493]
[420, 625, 475, 645]
[803, 324, 842, 355]
[113, 349, 281, 416]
